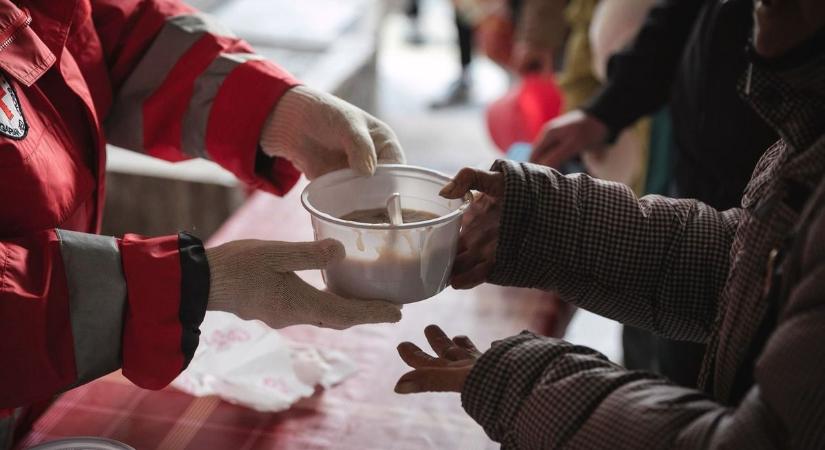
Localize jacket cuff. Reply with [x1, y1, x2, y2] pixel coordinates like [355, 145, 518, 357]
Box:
[460, 331, 543, 442]
[254, 149, 302, 196]
[119, 233, 209, 390]
[488, 160, 539, 287]
[205, 58, 302, 196]
[177, 232, 209, 369]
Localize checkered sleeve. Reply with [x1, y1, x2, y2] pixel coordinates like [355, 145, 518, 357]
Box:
[488, 160, 741, 342]
[461, 332, 792, 449]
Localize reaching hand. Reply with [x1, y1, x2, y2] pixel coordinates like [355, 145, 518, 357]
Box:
[206, 238, 402, 329]
[440, 168, 505, 289]
[394, 325, 482, 394]
[261, 85, 406, 179]
[530, 110, 609, 168]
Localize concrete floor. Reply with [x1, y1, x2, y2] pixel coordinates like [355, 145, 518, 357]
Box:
[375, 0, 623, 362]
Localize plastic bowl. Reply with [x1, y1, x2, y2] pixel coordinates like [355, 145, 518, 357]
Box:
[301, 165, 472, 304]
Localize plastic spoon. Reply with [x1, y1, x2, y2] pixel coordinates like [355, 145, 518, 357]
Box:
[387, 192, 403, 226]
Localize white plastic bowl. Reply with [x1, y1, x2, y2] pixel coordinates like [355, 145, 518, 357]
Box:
[301, 165, 472, 304]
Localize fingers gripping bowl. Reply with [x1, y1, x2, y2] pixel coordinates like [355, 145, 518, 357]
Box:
[301, 165, 472, 304]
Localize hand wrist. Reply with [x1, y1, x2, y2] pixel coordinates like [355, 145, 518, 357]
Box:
[580, 104, 623, 145]
[205, 245, 241, 313]
[574, 110, 611, 145]
[260, 85, 312, 157]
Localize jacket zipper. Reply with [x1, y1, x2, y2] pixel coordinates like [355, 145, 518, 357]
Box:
[0, 10, 32, 52]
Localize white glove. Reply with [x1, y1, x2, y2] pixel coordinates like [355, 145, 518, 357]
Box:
[206, 238, 402, 329]
[260, 85, 406, 179]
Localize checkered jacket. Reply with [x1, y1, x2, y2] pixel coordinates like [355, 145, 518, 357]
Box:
[460, 51, 825, 449]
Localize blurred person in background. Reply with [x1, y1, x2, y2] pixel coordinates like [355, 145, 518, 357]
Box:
[402, 0, 478, 108]
[515, 0, 673, 365]
[514, 0, 663, 199]
[432, 0, 560, 109]
[405, 0, 426, 45]
[529, 0, 780, 388]
[0, 1, 403, 447]
[395, 0, 825, 445]
[431, 0, 478, 108]
[509, 0, 565, 75]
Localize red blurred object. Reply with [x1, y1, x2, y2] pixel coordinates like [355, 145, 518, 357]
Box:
[486, 74, 563, 152]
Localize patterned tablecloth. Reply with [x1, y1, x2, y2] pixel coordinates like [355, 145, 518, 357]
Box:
[19, 181, 561, 450]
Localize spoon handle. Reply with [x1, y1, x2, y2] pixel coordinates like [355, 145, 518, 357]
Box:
[387, 192, 403, 226]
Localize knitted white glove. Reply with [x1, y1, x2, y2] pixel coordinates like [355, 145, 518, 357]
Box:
[260, 85, 406, 179]
[206, 238, 402, 329]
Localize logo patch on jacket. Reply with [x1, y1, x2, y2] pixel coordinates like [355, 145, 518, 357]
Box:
[0, 74, 27, 140]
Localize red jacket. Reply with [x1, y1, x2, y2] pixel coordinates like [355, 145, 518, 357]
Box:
[0, 0, 301, 443]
